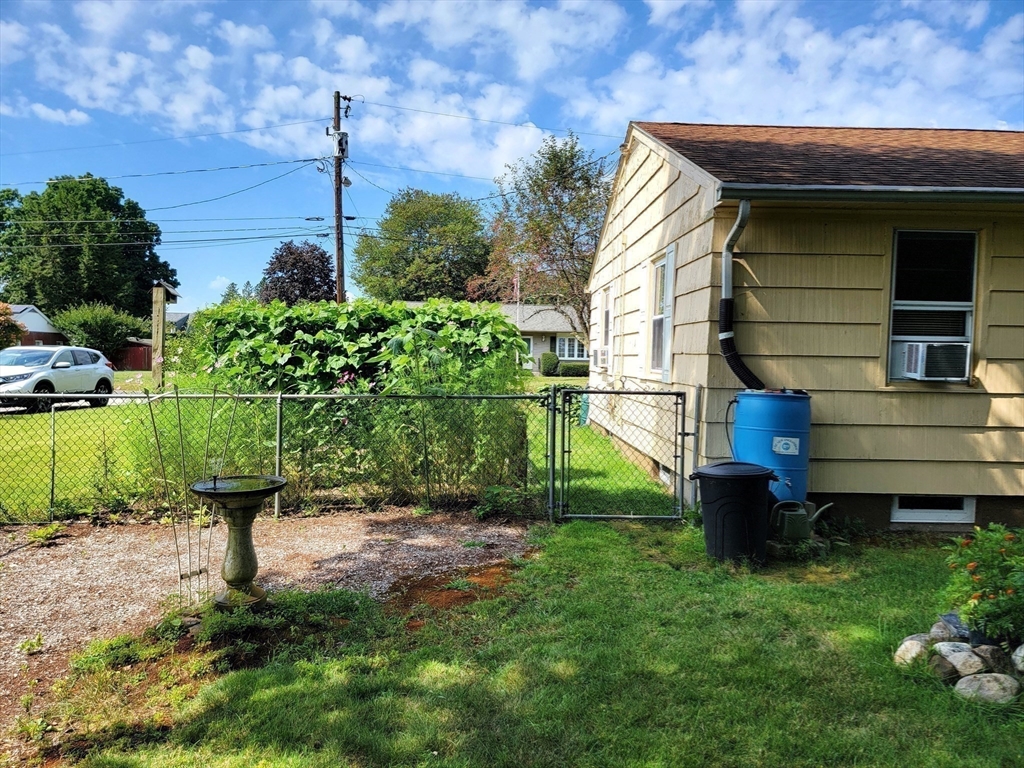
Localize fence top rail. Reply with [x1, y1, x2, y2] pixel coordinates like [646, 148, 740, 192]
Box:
[560, 389, 687, 397]
[0, 391, 548, 402]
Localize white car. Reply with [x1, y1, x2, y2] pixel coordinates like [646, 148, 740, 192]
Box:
[0, 345, 115, 413]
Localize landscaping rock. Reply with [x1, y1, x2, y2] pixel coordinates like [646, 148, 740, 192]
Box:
[933, 641, 973, 659]
[973, 645, 1013, 675]
[929, 654, 959, 684]
[954, 674, 1021, 705]
[947, 651, 986, 677]
[1012, 644, 1024, 674]
[928, 621, 955, 643]
[939, 612, 971, 640]
[894, 638, 929, 666]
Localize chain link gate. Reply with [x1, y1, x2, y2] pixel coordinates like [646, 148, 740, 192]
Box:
[556, 389, 686, 520]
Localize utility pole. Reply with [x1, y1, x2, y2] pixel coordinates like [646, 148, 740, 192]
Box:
[330, 91, 351, 303]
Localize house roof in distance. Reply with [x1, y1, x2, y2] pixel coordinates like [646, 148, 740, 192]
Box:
[402, 301, 576, 333]
[633, 123, 1024, 196]
[498, 304, 575, 333]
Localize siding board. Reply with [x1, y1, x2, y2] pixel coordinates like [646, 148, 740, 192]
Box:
[733, 253, 885, 289]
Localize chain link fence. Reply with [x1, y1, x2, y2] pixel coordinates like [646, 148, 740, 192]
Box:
[0, 388, 687, 524]
[558, 389, 686, 519]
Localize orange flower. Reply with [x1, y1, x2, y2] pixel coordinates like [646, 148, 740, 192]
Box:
[972, 575, 982, 582]
[966, 562, 978, 571]
[971, 592, 982, 600]
[989, 594, 997, 600]
[1006, 533, 1017, 541]
[1007, 588, 1016, 595]
[960, 539, 971, 547]
[949, 563, 957, 569]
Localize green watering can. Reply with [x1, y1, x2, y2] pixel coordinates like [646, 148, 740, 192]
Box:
[770, 501, 834, 542]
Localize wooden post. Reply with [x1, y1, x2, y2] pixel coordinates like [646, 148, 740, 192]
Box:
[152, 284, 166, 389]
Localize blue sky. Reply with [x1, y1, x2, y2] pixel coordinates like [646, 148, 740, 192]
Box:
[1, 0, 1021, 312]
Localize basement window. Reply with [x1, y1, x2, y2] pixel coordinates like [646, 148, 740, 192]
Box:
[890, 495, 976, 524]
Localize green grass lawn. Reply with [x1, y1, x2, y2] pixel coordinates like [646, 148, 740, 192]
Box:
[57, 524, 1022, 768]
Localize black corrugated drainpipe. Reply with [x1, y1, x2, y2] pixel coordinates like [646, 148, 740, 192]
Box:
[719, 199, 765, 390]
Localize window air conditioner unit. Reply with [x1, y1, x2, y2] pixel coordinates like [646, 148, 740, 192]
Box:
[902, 342, 971, 381]
[598, 347, 609, 368]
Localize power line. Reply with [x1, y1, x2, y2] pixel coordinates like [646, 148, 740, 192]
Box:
[1, 159, 317, 187]
[1, 215, 332, 224]
[147, 162, 317, 211]
[0, 118, 331, 158]
[10, 225, 330, 238]
[346, 165, 394, 196]
[4, 230, 330, 250]
[348, 159, 493, 182]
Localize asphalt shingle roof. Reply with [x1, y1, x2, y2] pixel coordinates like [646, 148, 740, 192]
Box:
[633, 123, 1024, 189]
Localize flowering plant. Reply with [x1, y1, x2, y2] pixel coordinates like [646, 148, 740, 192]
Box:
[943, 523, 1024, 643]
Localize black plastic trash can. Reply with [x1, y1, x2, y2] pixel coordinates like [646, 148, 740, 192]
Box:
[690, 461, 776, 564]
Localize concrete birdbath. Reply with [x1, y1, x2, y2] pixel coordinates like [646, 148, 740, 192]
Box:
[189, 474, 287, 610]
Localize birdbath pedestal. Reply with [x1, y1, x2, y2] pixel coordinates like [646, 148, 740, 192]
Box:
[189, 475, 287, 610]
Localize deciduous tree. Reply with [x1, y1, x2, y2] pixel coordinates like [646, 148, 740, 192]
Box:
[352, 189, 491, 302]
[258, 240, 335, 305]
[468, 133, 611, 338]
[0, 175, 177, 317]
[0, 302, 25, 348]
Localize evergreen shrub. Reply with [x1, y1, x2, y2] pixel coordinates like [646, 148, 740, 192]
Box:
[540, 352, 559, 376]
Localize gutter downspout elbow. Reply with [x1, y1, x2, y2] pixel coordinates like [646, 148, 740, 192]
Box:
[718, 199, 765, 390]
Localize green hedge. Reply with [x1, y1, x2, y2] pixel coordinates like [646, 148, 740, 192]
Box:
[557, 362, 589, 377]
[540, 352, 559, 376]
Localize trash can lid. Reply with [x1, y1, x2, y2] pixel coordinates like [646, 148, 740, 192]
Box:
[690, 461, 775, 479]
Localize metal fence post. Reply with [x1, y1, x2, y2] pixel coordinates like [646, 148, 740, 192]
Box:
[690, 384, 703, 509]
[546, 385, 556, 522]
[274, 393, 283, 519]
[49, 405, 56, 521]
[674, 393, 686, 518]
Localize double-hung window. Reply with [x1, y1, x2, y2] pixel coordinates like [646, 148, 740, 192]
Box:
[888, 231, 976, 382]
[651, 259, 666, 371]
[556, 336, 588, 360]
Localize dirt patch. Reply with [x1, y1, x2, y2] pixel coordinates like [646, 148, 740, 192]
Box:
[0, 509, 530, 751]
[387, 562, 517, 616]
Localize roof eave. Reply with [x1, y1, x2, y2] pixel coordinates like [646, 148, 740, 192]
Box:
[717, 183, 1024, 205]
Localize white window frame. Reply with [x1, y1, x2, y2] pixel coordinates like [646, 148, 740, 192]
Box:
[888, 230, 976, 382]
[602, 286, 611, 349]
[556, 336, 588, 360]
[890, 495, 976, 524]
[650, 258, 666, 373]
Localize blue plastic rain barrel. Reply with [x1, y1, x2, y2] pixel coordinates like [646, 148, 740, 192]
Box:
[732, 390, 811, 503]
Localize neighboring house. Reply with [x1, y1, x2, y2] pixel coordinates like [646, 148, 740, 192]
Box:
[498, 304, 585, 372]
[166, 312, 191, 333]
[587, 122, 1023, 527]
[9, 305, 67, 346]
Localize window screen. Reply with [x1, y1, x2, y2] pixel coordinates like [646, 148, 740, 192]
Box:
[893, 232, 975, 302]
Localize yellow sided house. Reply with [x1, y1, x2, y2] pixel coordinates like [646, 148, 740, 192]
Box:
[587, 123, 1023, 528]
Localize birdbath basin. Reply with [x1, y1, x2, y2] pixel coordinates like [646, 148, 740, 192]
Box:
[190, 475, 287, 610]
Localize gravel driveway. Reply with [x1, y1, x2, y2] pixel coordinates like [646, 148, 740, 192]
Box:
[0, 510, 529, 730]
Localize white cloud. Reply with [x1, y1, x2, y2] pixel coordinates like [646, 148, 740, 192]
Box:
[182, 45, 215, 71]
[310, 0, 366, 19]
[192, 11, 214, 27]
[74, 0, 137, 38]
[333, 34, 376, 72]
[312, 18, 334, 47]
[644, 0, 713, 28]
[372, 0, 627, 81]
[408, 57, 459, 87]
[208, 276, 231, 291]
[145, 30, 177, 53]
[564, 3, 1023, 132]
[30, 103, 91, 124]
[216, 20, 274, 49]
[0, 20, 30, 64]
[901, 0, 989, 31]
